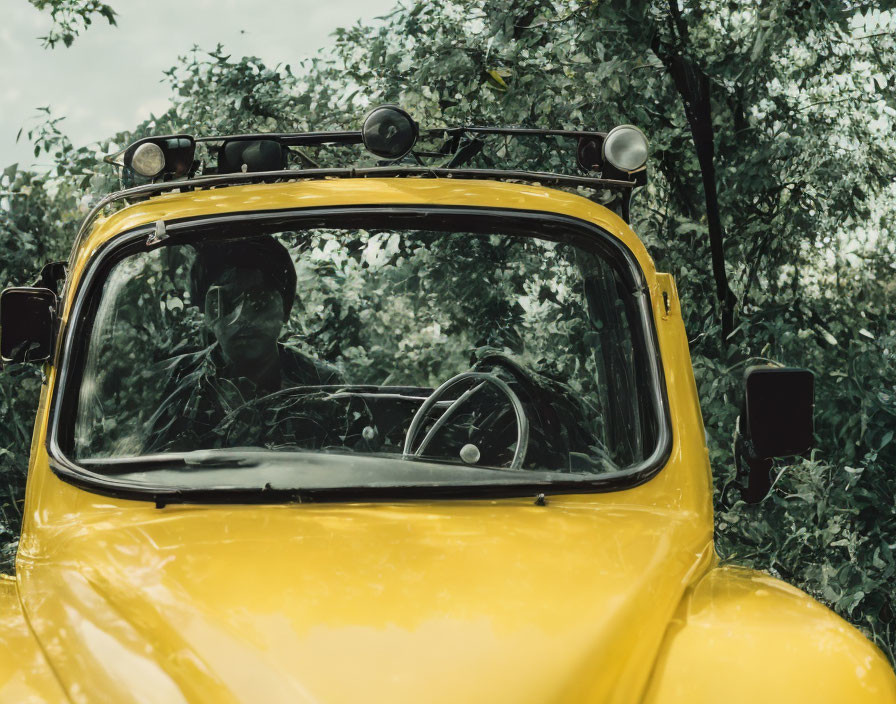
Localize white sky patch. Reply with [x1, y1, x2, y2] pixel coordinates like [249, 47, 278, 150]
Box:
[1, 0, 397, 170]
[133, 98, 172, 123]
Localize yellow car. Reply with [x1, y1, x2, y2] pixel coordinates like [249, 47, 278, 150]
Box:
[1, 106, 894, 703]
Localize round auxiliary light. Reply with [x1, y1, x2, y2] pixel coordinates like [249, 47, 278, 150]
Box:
[130, 142, 166, 178]
[362, 105, 418, 160]
[602, 125, 648, 173]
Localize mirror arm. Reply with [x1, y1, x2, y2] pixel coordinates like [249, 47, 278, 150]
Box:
[34, 261, 67, 296]
[742, 454, 773, 504]
[734, 426, 773, 504]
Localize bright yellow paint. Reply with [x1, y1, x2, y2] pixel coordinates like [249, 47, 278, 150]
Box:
[642, 565, 896, 703]
[1, 178, 893, 702]
[0, 576, 68, 703]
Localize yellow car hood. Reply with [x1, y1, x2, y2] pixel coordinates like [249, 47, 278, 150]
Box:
[18, 499, 712, 704]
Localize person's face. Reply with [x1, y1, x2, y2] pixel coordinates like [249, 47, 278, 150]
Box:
[205, 268, 284, 368]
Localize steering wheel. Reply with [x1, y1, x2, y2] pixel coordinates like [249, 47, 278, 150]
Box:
[402, 370, 530, 469]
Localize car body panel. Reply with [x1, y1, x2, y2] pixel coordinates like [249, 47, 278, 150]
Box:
[16, 499, 713, 704]
[49, 178, 712, 511]
[64, 179, 656, 319]
[642, 565, 896, 703]
[6, 178, 892, 700]
[0, 576, 68, 703]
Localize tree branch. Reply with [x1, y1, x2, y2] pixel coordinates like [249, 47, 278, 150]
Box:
[650, 16, 737, 342]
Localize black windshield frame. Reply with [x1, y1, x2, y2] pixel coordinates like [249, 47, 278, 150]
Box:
[46, 205, 672, 504]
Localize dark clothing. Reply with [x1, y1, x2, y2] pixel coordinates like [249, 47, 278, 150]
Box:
[143, 342, 343, 453]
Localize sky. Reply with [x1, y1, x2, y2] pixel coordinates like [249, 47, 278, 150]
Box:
[0, 0, 398, 171]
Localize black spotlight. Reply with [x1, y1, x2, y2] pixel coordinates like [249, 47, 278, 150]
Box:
[218, 139, 288, 174]
[576, 136, 604, 172]
[361, 105, 418, 160]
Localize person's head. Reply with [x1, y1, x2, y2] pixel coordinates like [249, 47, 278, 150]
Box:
[190, 236, 297, 369]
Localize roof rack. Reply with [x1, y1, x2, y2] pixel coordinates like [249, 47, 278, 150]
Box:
[103, 106, 648, 186]
[80, 106, 650, 255]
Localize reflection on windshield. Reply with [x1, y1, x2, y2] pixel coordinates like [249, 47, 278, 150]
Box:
[72, 225, 657, 484]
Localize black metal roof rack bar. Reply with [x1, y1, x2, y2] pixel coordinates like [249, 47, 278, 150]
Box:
[435, 127, 606, 139]
[195, 131, 364, 146]
[192, 126, 607, 146]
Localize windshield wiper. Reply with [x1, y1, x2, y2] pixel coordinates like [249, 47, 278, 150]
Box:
[182, 449, 264, 468]
[80, 449, 262, 474]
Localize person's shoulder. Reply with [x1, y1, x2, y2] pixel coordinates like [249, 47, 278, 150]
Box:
[278, 343, 344, 386]
[141, 346, 221, 453]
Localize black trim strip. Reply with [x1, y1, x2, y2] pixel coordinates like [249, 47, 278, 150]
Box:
[47, 205, 672, 505]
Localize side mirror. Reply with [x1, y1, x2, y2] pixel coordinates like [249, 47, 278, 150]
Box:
[744, 366, 815, 458]
[0, 287, 58, 365]
[737, 366, 815, 503]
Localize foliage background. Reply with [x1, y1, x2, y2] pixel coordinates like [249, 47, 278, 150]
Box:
[2, 0, 896, 666]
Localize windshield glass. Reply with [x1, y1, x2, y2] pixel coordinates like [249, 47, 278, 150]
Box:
[64, 213, 663, 491]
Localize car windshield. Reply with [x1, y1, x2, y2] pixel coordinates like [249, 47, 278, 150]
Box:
[63, 211, 664, 493]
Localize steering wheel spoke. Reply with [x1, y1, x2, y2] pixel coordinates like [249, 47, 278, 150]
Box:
[403, 370, 530, 469]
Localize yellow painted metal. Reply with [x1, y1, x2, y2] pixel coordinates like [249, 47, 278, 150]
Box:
[2, 178, 892, 702]
[643, 566, 896, 703]
[15, 500, 715, 703]
[0, 576, 68, 703]
[63, 179, 657, 319]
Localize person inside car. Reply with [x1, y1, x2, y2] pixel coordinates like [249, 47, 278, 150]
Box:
[143, 235, 343, 452]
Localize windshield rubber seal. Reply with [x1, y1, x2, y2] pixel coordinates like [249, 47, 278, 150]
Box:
[46, 204, 672, 505]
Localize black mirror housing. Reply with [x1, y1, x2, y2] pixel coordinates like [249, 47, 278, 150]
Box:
[0, 287, 58, 365]
[743, 366, 815, 459]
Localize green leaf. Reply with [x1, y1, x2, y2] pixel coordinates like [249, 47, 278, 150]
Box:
[484, 69, 510, 91]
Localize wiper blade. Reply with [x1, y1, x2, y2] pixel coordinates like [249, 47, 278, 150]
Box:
[80, 449, 262, 474]
[182, 449, 262, 468]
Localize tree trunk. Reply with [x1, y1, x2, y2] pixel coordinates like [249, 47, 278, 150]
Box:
[651, 40, 736, 342]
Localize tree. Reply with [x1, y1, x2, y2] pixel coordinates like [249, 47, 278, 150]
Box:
[307, 0, 895, 346]
[27, 0, 117, 48]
